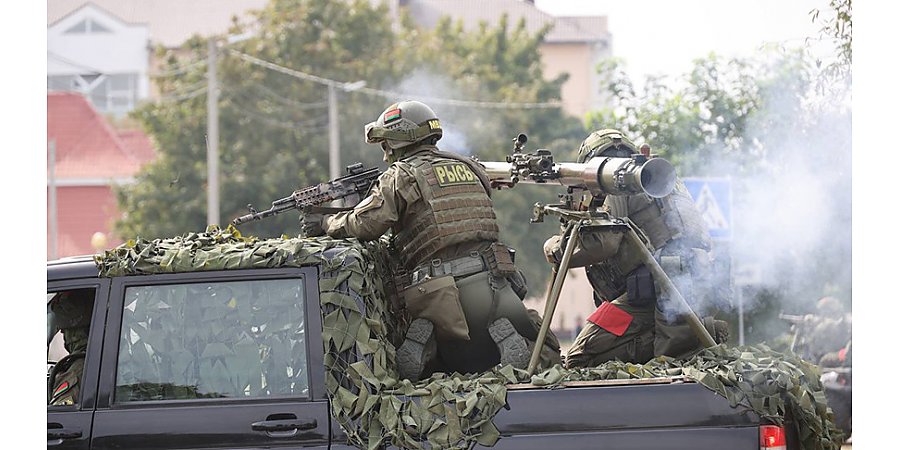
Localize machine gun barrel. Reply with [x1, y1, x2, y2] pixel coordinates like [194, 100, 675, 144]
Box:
[480, 155, 676, 198]
[779, 313, 805, 324]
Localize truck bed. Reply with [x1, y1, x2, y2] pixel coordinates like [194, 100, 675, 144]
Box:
[486, 377, 760, 449]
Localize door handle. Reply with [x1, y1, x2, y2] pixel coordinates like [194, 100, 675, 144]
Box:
[251, 417, 317, 432]
[47, 427, 82, 439]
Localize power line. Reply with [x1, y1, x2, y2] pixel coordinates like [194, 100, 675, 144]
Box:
[226, 94, 329, 127]
[151, 58, 208, 77]
[222, 80, 328, 110]
[156, 85, 208, 102]
[229, 98, 330, 131]
[225, 49, 563, 109]
[47, 51, 104, 75]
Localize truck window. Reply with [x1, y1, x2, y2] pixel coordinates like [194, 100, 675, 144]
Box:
[114, 278, 309, 403]
[48, 288, 96, 407]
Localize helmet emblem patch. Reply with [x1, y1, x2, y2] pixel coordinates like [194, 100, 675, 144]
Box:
[384, 108, 401, 124]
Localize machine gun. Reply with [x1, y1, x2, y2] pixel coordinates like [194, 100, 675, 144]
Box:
[232, 163, 380, 226]
[478, 133, 676, 200]
[482, 134, 715, 375]
[779, 313, 806, 324]
[778, 313, 809, 353]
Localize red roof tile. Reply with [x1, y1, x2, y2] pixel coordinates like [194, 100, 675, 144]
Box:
[47, 92, 155, 179]
[117, 129, 157, 163]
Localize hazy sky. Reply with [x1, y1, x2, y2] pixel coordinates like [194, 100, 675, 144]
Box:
[533, 0, 833, 84]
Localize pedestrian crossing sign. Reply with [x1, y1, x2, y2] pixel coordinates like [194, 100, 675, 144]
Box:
[682, 178, 732, 240]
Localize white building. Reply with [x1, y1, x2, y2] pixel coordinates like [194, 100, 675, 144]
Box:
[48, 3, 150, 116]
[47, 0, 268, 116]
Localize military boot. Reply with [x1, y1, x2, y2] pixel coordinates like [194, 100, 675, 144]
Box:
[397, 318, 436, 382]
[488, 317, 530, 369]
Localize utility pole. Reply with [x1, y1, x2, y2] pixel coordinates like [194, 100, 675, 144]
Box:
[327, 81, 365, 181]
[207, 38, 220, 226]
[328, 84, 340, 180]
[48, 139, 58, 260]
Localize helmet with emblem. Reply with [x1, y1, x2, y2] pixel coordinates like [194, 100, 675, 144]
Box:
[576, 128, 638, 163]
[365, 100, 443, 151]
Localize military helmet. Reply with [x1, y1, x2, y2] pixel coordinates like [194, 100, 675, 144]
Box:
[576, 129, 638, 163]
[49, 290, 93, 329]
[364, 100, 443, 150]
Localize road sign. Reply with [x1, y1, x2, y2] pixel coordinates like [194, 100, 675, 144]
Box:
[682, 178, 732, 240]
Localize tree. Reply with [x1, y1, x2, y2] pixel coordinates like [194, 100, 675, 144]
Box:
[116, 0, 410, 240]
[810, 0, 852, 85]
[116, 0, 586, 290]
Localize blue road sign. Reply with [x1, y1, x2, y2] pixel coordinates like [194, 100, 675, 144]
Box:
[682, 178, 732, 240]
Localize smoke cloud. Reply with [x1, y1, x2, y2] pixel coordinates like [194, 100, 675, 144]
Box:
[679, 71, 852, 343]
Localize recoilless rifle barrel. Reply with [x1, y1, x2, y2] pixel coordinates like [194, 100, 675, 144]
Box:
[478, 133, 676, 199]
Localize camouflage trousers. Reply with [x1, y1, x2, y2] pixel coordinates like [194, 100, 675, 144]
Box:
[430, 271, 561, 375]
[565, 298, 714, 368]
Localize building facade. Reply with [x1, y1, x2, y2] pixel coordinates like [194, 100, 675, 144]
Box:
[47, 0, 268, 115]
[48, 3, 150, 116]
[393, 0, 611, 118]
[47, 92, 156, 258]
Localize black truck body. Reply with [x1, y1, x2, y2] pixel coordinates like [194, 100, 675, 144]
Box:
[47, 255, 783, 450]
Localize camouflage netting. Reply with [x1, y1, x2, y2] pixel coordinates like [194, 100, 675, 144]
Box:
[95, 226, 841, 450]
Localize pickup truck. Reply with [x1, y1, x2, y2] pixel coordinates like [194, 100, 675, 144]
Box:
[47, 232, 837, 450]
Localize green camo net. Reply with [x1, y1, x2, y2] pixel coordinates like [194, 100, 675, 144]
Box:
[95, 225, 841, 450]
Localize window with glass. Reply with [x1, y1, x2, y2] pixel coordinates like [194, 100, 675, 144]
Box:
[47, 73, 138, 115]
[47, 288, 96, 407]
[64, 18, 111, 34]
[115, 278, 309, 403]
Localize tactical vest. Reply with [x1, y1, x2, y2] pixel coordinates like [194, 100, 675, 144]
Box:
[603, 178, 711, 251]
[586, 178, 712, 303]
[391, 150, 500, 269]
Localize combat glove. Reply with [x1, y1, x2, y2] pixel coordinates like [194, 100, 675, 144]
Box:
[301, 213, 327, 237]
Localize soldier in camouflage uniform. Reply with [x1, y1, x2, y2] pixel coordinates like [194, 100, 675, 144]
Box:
[48, 290, 93, 406]
[796, 297, 852, 367]
[546, 129, 728, 368]
[303, 101, 560, 381]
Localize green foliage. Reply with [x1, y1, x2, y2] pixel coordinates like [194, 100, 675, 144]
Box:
[586, 50, 818, 177]
[810, 0, 852, 84]
[116, 0, 585, 290]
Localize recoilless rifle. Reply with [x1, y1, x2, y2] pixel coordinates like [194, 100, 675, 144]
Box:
[232, 162, 380, 226]
[476, 134, 716, 375]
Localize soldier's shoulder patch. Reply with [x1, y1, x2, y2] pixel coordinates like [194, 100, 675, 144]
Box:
[433, 162, 478, 187]
[53, 381, 71, 397]
[51, 379, 77, 405]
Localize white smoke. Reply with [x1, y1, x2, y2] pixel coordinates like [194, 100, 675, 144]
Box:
[629, 51, 854, 348]
[683, 68, 853, 345]
[391, 69, 504, 156]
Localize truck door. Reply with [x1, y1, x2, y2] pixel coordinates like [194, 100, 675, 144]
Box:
[90, 268, 330, 449]
[47, 281, 109, 450]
